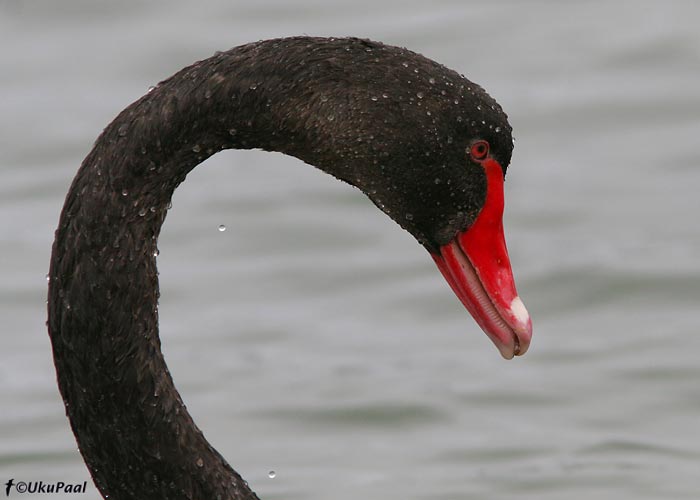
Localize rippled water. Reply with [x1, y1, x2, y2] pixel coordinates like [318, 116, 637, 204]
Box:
[1, 1, 699, 499]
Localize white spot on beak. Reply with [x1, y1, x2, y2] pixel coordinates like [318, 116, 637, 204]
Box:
[510, 296, 529, 326]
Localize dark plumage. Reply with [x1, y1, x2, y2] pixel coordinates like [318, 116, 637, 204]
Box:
[48, 37, 518, 500]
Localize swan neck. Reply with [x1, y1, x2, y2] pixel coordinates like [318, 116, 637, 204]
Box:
[46, 53, 274, 500]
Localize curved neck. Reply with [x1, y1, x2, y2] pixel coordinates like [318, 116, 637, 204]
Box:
[47, 36, 505, 500]
[46, 48, 303, 500]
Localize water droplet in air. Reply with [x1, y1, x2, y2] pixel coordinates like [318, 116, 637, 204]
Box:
[121, 189, 128, 197]
[138, 208, 147, 217]
[268, 471, 276, 479]
[46, 274, 50, 282]
[476, 105, 482, 111]
[402, 62, 409, 68]
[147, 86, 155, 93]
[204, 89, 212, 99]
[416, 92, 424, 99]
[370, 96, 378, 101]
[495, 126, 501, 133]
[192, 144, 201, 153]
[434, 178, 442, 184]
[218, 225, 226, 232]
[228, 128, 237, 136]
[428, 77, 436, 84]
[249, 83, 258, 90]
[405, 213, 414, 221]
[382, 93, 389, 99]
[196, 458, 204, 468]
[117, 124, 128, 137]
[153, 249, 160, 257]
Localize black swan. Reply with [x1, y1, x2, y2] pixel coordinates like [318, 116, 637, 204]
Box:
[47, 36, 532, 500]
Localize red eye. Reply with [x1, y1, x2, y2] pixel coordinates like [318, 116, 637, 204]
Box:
[469, 140, 489, 160]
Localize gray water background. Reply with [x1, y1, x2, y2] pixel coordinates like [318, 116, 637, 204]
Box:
[1, 1, 699, 499]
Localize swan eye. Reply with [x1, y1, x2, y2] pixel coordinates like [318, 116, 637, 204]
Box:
[469, 140, 489, 160]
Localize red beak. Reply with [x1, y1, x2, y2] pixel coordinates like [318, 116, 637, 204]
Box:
[431, 158, 532, 359]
